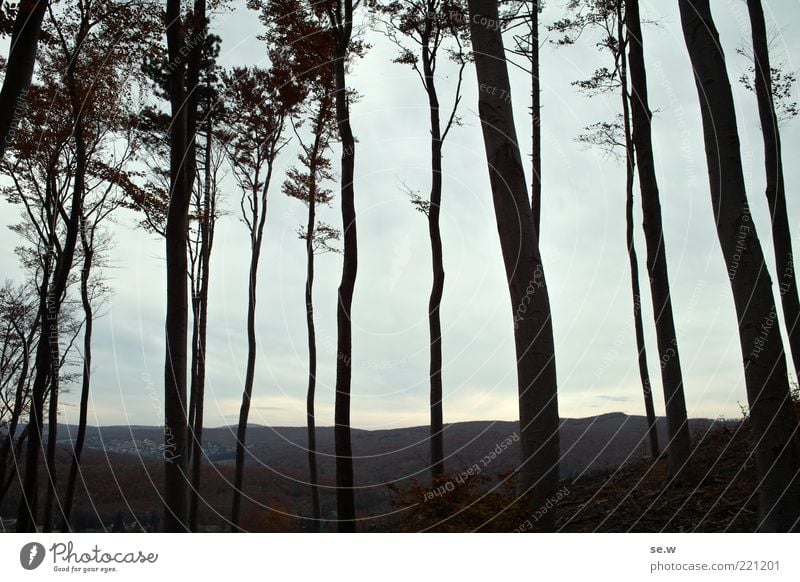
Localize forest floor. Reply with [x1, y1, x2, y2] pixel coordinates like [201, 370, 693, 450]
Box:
[556, 416, 758, 532]
[382, 404, 800, 532]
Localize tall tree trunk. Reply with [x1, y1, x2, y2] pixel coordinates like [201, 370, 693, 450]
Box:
[421, 25, 445, 479]
[230, 225, 259, 531]
[17, 59, 85, 531]
[189, 115, 214, 532]
[678, 0, 800, 532]
[467, 0, 560, 531]
[231, 174, 271, 530]
[42, 338, 60, 531]
[15, 259, 50, 532]
[305, 191, 321, 531]
[747, 0, 800, 381]
[332, 0, 357, 533]
[62, 218, 94, 530]
[187, 292, 200, 464]
[0, 0, 47, 160]
[628, 0, 690, 481]
[529, 0, 541, 233]
[162, 0, 205, 533]
[305, 110, 325, 532]
[617, 9, 659, 460]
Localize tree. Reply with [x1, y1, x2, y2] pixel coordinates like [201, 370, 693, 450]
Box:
[284, 95, 339, 531]
[322, 0, 360, 532]
[554, 0, 660, 460]
[467, 0, 560, 531]
[123, 28, 223, 532]
[163, 0, 207, 532]
[32, 0, 158, 533]
[284, 104, 340, 526]
[375, 0, 466, 478]
[186, 33, 224, 533]
[678, 0, 800, 531]
[502, 0, 542, 231]
[8, 0, 95, 530]
[0, 0, 47, 160]
[0, 282, 37, 509]
[625, 0, 690, 480]
[744, 0, 800, 383]
[221, 64, 302, 530]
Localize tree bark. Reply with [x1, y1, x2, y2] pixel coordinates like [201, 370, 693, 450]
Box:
[627, 0, 690, 482]
[62, 217, 93, 530]
[746, 0, 800, 382]
[678, 0, 800, 532]
[231, 168, 272, 530]
[0, 0, 47, 160]
[163, 0, 200, 533]
[530, 1, 541, 234]
[331, 0, 357, 533]
[617, 6, 659, 460]
[17, 45, 86, 530]
[188, 112, 214, 532]
[421, 15, 445, 479]
[305, 108, 325, 531]
[467, 0, 560, 531]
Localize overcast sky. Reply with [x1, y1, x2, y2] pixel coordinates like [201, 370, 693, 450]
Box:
[2, 0, 800, 430]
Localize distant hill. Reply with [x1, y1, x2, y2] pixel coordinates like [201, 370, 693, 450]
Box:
[3, 413, 725, 531]
[49, 412, 717, 482]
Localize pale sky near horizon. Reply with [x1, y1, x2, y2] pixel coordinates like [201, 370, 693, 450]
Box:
[2, 0, 799, 430]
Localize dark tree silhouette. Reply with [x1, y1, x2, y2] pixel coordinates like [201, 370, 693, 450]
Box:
[555, 0, 660, 459]
[284, 95, 339, 529]
[221, 65, 302, 530]
[467, 0, 560, 531]
[11, 1, 93, 531]
[503, 0, 542, 231]
[0, 283, 36, 508]
[626, 0, 689, 480]
[322, 0, 360, 532]
[745, 0, 800, 382]
[375, 0, 466, 478]
[0, 0, 47, 160]
[163, 0, 207, 532]
[187, 34, 223, 533]
[678, 0, 800, 531]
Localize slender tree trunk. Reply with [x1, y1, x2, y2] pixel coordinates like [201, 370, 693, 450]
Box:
[530, 1, 541, 233]
[467, 0, 560, 531]
[163, 0, 191, 533]
[189, 116, 214, 532]
[15, 260, 49, 532]
[678, 0, 800, 532]
[161, 0, 205, 533]
[421, 31, 445, 479]
[187, 291, 200, 464]
[17, 58, 85, 531]
[230, 224, 260, 531]
[617, 10, 659, 459]
[332, 0, 357, 533]
[231, 175, 270, 530]
[747, 0, 800, 381]
[62, 219, 94, 530]
[305, 113, 325, 532]
[0, 0, 47, 160]
[628, 0, 690, 481]
[42, 340, 60, 532]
